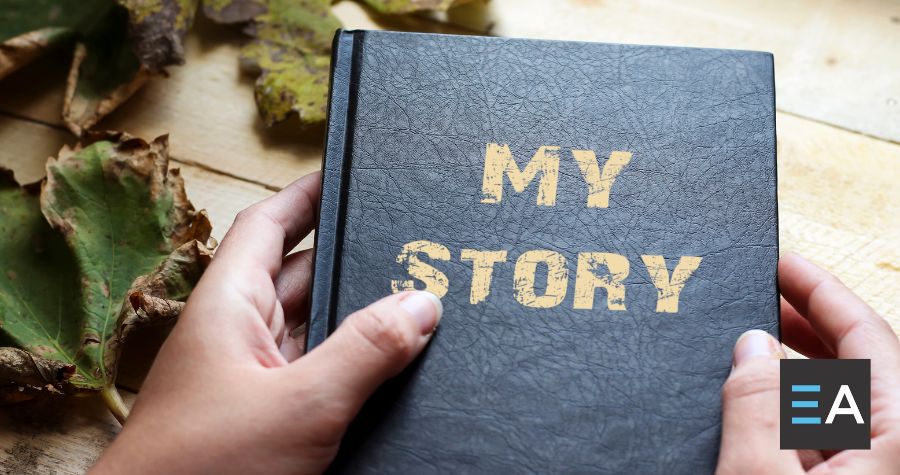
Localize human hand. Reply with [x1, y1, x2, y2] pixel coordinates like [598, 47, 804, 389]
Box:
[90, 172, 443, 475]
[716, 252, 900, 474]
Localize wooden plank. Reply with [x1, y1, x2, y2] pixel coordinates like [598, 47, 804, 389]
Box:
[0, 117, 70, 185]
[438, 0, 900, 142]
[0, 391, 134, 474]
[777, 113, 899, 328]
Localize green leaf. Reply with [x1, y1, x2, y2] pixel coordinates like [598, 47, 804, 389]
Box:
[202, 0, 467, 126]
[0, 169, 83, 389]
[0, 133, 212, 416]
[204, 0, 338, 125]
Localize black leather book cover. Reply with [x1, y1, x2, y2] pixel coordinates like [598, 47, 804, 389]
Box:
[307, 29, 778, 474]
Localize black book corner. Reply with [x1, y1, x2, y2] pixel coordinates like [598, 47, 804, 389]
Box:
[307, 29, 778, 474]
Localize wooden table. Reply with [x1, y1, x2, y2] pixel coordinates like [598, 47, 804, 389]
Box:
[1, 1, 898, 471]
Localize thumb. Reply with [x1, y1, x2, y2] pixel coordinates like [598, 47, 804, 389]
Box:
[716, 330, 802, 475]
[294, 291, 442, 416]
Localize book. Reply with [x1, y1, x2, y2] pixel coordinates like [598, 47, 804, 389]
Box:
[307, 29, 778, 474]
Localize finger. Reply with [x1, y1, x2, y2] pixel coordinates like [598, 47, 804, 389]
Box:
[805, 380, 900, 474]
[780, 298, 834, 359]
[778, 252, 900, 362]
[291, 291, 442, 420]
[279, 323, 306, 362]
[213, 172, 321, 278]
[797, 450, 826, 472]
[717, 330, 803, 475]
[273, 250, 314, 363]
[275, 249, 315, 329]
[807, 434, 900, 475]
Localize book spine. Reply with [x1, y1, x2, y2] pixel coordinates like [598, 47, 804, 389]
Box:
[305, 29, 363, 351]
[767, 52, 782, 342]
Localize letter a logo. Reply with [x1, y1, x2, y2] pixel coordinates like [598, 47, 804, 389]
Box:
[826, 385, 864, 424]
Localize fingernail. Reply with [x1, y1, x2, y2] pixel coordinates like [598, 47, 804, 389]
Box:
[733, 329, 781, 366]
[400, 291, 443, 335]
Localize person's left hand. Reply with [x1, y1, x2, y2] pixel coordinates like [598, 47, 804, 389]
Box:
[91, 172, 443, 475]
[716, 253, 900, 474]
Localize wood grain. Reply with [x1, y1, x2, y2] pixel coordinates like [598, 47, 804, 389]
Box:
[776, 113, 900, 326]
[0, 391, 135, 474]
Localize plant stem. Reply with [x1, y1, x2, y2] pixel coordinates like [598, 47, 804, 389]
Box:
[101, 384, 129, 425]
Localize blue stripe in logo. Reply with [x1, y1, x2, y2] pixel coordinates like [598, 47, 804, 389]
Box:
[791, 400, 819, 408]
[791, 385, 820, 392]
[791, 417, 822, 425]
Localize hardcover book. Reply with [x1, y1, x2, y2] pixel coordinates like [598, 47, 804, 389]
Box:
[307, 29, 778, 474]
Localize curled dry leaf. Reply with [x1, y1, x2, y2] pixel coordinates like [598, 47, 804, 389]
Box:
[0, 347, 75, 403]
[360, 0, 468, 14]
[0, 27, 71, 79]
[119, 0, 201, 71]
[63, 42, 151, 135]
[0, 132, 213, 422]
[1, 0, 200, 134]
[65, 0, 203, 133]
[109, 239, 212, 369]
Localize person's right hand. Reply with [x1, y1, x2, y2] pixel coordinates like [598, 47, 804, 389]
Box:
[716, 252, 900, 474]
